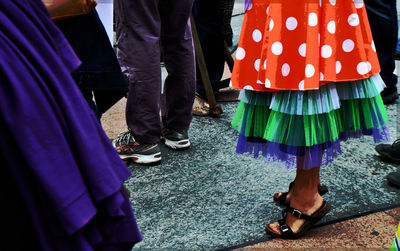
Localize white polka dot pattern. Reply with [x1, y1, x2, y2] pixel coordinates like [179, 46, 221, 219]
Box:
[282, 63, 290, 77]
[299, 43, 306, 57]
[348, 13, 360, 26]
[252, 29, 262, 42]
[321, 45, 332, 58]
[271, 42, 283, 55]
[305, 64, 315, 78]
[254, 59, 260, 71]
[236, 47, 246, 60]
[342, 39, 355, 52]
[327, 21, 335, 34]
[308, 13, 318, 26]
[286, 17, 298, 30]
[231, 0, 380, 91]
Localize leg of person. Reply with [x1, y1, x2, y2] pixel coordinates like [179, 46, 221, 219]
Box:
[192, 0, 226, 114]
[266, 154, 330, 239]
[266, 165, 330, 238]
[365, 0, 399, 104]
[160, 0, 196, 149]
[114, 0, 162, 163]
[219, 0, 235, 46]
[273, 166, 328, 207]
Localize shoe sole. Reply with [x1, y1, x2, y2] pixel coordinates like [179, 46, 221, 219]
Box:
[119, 153, 161, 164]
[164, 139, 190, 150]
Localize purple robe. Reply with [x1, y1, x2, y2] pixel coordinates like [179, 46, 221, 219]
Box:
[0, 0, 142, 250]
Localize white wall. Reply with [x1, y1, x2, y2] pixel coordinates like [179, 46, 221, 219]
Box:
[96, 0, 114, 44]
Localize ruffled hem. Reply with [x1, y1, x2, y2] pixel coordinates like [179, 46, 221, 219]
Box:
[237, 126, 390, 169]
[232, 75, 390, 169]
[239, 74, 386, 115]
[233, 95, 388, 146]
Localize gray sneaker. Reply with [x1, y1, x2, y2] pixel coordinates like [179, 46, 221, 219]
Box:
[112, 131, 161, 164]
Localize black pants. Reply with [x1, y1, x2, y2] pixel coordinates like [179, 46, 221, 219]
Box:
[56, 10, 128, 119]
[365, 0, 398, 90]
[193, 0, 226, 99]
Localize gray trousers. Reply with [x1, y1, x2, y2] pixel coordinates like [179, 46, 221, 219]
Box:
[115, 0, 195, 144]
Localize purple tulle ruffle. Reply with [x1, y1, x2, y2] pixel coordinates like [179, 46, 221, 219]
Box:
[236, 126, 390, 169]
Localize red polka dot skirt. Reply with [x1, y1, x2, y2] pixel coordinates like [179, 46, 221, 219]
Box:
[231, 0, 390, 169]
[232, 0, 380, 91]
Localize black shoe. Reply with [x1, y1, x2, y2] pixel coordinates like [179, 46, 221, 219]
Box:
[395, 51, 400, 61]
[387, 171, 400, 188]
[162, 128, 190, 149]
[381, 87, 399, 105]
[112, 131, 161, 164]
[375, 139, 400, 163]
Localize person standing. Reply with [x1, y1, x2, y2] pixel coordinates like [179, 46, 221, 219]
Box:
[364, 0, 399, 104]
[191, 0, 227, 116]
[231, 0, 390, 238]
[113, 0, 196, 164]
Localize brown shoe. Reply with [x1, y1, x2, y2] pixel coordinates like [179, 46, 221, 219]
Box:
[192, 96, 210, 116]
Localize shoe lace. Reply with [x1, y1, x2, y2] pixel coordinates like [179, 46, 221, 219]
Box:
[115, 131, 135, 146]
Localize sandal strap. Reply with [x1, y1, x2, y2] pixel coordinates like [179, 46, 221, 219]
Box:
[282, 206, 320, 223]
[277, 219, 296, 239]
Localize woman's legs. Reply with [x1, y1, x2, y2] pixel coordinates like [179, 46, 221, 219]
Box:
[267, 166, 324, 234]
[273, 166, 322, 203]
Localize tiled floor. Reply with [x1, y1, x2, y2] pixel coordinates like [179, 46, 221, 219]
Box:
[235, 208, 400, 250]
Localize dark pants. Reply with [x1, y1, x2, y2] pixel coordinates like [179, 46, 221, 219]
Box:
[193, 0, 226, 99]
[115, 0, 195, 144]
[55, 10, 128, 120]
[365, 0, 398, 90]
[219, 0, 235, 46]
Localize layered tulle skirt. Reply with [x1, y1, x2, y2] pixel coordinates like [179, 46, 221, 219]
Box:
[232, 75, 390, 169]
[231, 0, 389, 169]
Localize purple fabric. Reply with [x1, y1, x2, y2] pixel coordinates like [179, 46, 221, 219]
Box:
[245, 0, 252, 11]
[115, 0, 196, 144]
[0, 0, 141, 249]
[339, 126, 390, 143]
[236, 126, 390, 169]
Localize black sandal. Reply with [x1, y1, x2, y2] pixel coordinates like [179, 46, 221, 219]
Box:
[273, 181, 328, 206]
[265, 200, 331, 239]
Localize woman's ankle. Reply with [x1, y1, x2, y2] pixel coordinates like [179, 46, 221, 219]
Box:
[289, 194, 323, 214]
